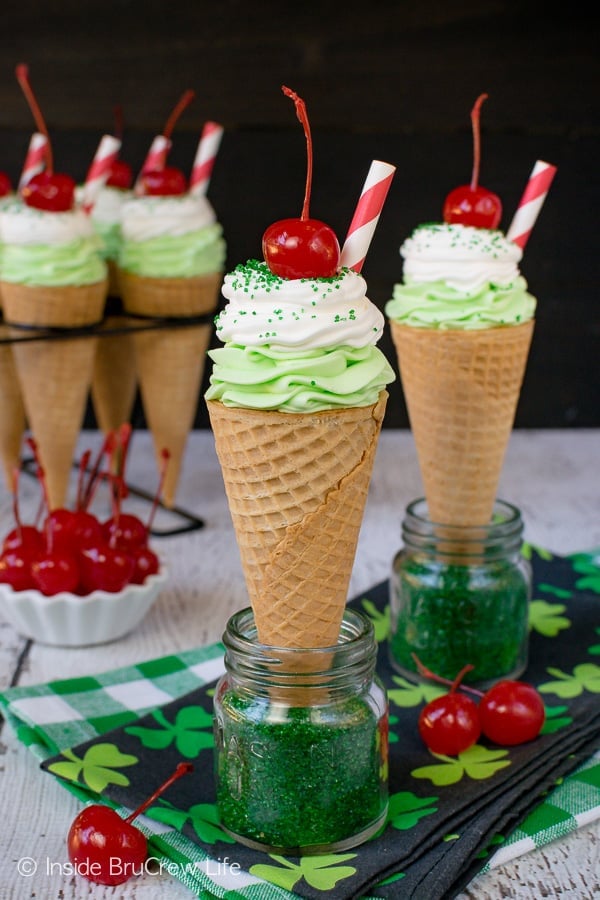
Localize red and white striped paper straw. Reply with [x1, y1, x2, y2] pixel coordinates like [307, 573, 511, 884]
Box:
[18, 132, 48, 190]
[189, 121, 224, 196]
[134, 134, 172, 193]
[506, 160, 557, 249]
[340, 160, 396, 272]
[81, 134, 122, 214]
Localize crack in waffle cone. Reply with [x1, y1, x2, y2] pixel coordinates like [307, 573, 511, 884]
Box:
[120, 270, 222, 507]
[1, 280, 108, 509]
[0, 323, 26, 490]
[390, 320, 534, 526]
[207, 391, 388, 648]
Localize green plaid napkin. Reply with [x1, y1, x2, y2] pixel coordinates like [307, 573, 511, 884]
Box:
[1, 548, 600, 899]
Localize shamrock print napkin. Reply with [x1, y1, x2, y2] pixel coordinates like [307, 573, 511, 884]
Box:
[2, 547, 600, 900]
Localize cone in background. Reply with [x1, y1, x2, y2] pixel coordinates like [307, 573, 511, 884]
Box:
[0, 323, 26, 490]
[389, 320, 534, 526]
[90, 316, 137, 435]
[207, 391, 388, 648]
[120, 270, 222, 507]
[1, 280, 107, 509]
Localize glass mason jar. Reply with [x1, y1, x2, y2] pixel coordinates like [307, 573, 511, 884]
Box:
[213, 608, 389, 854]
[389, 499, 532, 688]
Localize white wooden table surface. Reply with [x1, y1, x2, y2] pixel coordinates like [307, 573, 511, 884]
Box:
[1, 428, 599, 900]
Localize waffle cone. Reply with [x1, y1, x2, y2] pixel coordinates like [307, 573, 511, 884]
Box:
[0, 324, 26, 490]
[90, 316, 137, 434]
[207, 391, 388, 648]
[1, 280, 108, 508]
[120, 270, 221, 506]
[390, 320, 534, 526]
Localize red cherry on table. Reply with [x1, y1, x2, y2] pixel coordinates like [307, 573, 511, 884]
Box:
[418, 691, 481, 755]
[22, 171, 76, 212]
[478, 680, 545, 745]
[79, 544, 135, 594]
[67, 762, 193, 886]
[106, 158, 133, 190]
[443, 93, 502, 230]
[263, 218, 340, 279]
[0, 171, 13, 197]
[138, 167, 187, 196]
[68, 805, 147, 886]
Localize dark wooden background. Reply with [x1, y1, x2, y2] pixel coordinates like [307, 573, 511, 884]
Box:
[1, 1, 598, 428]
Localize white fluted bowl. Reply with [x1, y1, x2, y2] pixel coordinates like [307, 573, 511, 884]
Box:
[0, 567, 168, 647]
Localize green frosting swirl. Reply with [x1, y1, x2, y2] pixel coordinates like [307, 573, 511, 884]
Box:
[385, 276, 536, 329]
[1, 239, 107, 286]
[94, 222, 122, 261]
[119, 224, 226, 278]
[206, 344, 395, 413]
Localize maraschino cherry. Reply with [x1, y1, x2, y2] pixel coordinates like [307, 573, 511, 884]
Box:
[68, 761, 193, 886]
[0, 172, 13, 197]
[262, 86, 340, 279]
[0, 470, 41, 591]
[137, 89, 195, 197]
[414, 656, 545, 753]
[443, 93, 502, 230]
[15, 64, 75, 212]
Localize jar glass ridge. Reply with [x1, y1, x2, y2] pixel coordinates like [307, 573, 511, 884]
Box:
[214, 608, 389, 854]
[389, 498, 532, 687]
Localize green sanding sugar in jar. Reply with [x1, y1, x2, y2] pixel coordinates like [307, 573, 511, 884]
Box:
[213, 608, 388, 853]
[388, 499, 532, 687]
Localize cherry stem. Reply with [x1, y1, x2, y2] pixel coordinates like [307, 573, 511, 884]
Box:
[113, 104, 124, 141]
[11, 468, 24, 540]
[411, 653, 483, 698]
[81, 432, 115, 510]
[162, 89, 195, 140]
[76, 450, 92, 511]
[125, 762, 193, 825]
[26, 437, 52, 515]
[282, 85, 312, 221]
[469, 93, 488, 192]
[146, 449, 170, 535]
[15, 64, 53, 175]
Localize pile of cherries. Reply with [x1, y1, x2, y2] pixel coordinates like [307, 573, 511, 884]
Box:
[415, 657, 546, 755]
[0, 427, 166, 597]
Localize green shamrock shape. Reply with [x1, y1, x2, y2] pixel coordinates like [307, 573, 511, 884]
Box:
[387, 791, 438, 830]
[588, 627, 600, 656]
[387, 675, 445, 708]
[528, 600, 571, 637]
[125, 705, 214, 757]
[249, 853, 357, 891]
[47, 743, 138, 792]
[360, 598, 390, 642]
[571, 555, 600, 593]
[411, 744, 511, 787]
[541, 704, 573, 733]
[521, 543, 553, 562]
[538, 662, 600, 698]
[145, 799, 235, 844]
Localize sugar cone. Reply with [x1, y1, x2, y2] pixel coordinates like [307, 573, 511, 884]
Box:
[1, 280, 107, 509]
[120, 270, 222, 507]
[0, 323, 26, 489]
[389, 320, 534, 526]
[90, 316, 137, 434]
[207, 391, 388, 648]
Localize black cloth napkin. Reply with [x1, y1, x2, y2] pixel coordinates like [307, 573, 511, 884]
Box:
[42, 549, 600, 899]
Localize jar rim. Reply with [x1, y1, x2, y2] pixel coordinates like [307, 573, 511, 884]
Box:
[402, 498, 524, 557]
[222, 608, 377, 683]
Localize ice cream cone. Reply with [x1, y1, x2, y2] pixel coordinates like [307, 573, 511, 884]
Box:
[389, 320, 534, 526]
[0, 323, 26, 490]
[207, 390, 388, 648]
[90, 316, 137, 435]
[1, 280, 108, 508]
[120, 270, 221, 507]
